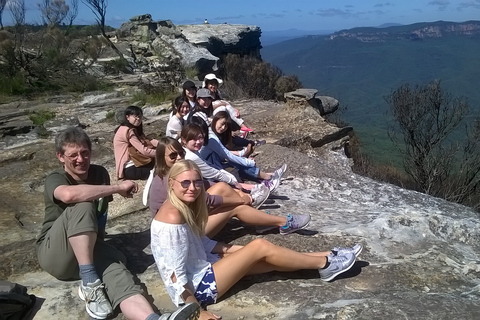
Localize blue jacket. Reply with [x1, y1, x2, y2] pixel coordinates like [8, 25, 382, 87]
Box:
[199, 128, 255, 170]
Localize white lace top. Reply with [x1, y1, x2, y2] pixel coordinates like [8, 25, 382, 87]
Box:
[150, 219, 219, 306]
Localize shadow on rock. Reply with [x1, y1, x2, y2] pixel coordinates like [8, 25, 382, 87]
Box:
[104, 230, 154, 274]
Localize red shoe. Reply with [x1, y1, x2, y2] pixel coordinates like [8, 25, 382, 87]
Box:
[241, 126, 254, 132]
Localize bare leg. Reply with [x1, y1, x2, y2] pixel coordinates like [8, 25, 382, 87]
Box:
[205, 205, 287, 238]
[69, 231, 96, 265]
[258, 171, 273, 180]
[212, 239, 328, 297]
[207, 182, 250, 204]
[119, 294, 155, 320]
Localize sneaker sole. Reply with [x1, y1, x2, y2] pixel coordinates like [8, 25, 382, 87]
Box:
[354, 245, 363, 257]
[256, 226, 277, 234]
[321, 258, 356, 282]
[279, 219, 311, 235]
[169, 302, 201, 320]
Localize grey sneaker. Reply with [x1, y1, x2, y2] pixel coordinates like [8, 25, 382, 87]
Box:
[78, 279, 113, 319]
[251, 183, 270, 208]
[273, 163, 287, 180]
[263, 175, 281, 193]
[319, 252, 356, 282]
[332, 244, 363, 257]
[159, 302, 201, 320]
[279, 214, 311, 235]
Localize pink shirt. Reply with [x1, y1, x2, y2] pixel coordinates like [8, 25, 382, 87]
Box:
[113, 125, 158, 179]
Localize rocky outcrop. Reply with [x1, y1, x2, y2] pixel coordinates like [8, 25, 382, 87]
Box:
[178, 23, 262, 58]
[113, 14, 262, 77]
[285, 88, 340, 116]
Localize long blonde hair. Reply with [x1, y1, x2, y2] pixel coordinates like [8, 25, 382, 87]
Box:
[167, 160, 208, 236]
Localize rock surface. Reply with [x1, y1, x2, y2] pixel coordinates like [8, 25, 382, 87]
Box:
[1, 94, 480, 320]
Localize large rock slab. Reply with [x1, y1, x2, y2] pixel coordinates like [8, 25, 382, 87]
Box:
[1, 95, 480, 319]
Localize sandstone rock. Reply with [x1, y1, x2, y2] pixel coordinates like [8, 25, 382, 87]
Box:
[2, 93, 479, 319]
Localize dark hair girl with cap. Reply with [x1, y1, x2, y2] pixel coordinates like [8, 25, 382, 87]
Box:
[182, 80, 197, 108]
[186, 88, 215, 126]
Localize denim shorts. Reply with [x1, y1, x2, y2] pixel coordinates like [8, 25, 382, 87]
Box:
[194, 266, 218, 307]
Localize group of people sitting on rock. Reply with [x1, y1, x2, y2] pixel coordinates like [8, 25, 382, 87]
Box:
[35, 74, 363, 320]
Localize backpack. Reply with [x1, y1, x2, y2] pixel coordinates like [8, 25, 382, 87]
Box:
[0, 281, 36, 320]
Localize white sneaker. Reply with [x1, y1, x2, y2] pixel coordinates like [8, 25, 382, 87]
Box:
[251, 184, 270, 208]
[273, 163, 287, 180]
[332, 244, 363, 257]
[78, 279, 113, 319]
[319, 253, 356, 282]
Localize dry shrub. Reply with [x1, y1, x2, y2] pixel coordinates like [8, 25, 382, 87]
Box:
[220, 54, 301, 100]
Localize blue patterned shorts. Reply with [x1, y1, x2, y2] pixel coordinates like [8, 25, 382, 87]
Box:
[194, 266, 218, 307]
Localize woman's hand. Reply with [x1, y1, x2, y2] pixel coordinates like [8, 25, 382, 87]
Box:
[199, 310, 222, 320]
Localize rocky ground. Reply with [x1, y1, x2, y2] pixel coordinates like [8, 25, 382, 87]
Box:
[1, 92, 480, 319]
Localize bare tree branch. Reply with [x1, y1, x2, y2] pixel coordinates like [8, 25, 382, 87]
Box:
[0, 0, 7, 29]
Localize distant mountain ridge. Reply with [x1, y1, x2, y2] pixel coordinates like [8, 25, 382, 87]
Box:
[261, 20, 480, 165]
[330, 20, 480, 42]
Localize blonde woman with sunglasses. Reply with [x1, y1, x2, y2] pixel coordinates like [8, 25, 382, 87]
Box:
[151, 160, 361, 320]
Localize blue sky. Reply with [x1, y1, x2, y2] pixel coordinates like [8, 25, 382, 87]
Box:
[4, 0, 480, 31]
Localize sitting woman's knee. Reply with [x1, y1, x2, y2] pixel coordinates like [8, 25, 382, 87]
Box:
[247, 238, 273, 252]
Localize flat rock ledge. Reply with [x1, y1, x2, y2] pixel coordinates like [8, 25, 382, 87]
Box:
[2, 97, 480, 319]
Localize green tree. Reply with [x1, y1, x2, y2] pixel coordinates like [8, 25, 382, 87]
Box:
[386, 80, 476, 198]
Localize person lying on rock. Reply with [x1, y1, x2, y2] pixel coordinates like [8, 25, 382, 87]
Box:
[202, 73, 253, 133]
[114, 106, 158, 180]
[145, 137, 310, 236]
[151, 160, 362, 320]
[35, 127, 199, 320]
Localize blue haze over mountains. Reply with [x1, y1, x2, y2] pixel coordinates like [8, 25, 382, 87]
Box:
[261, 21, 480, 165]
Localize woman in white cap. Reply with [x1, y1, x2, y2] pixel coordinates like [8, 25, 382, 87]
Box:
[203, 73, 254, 133]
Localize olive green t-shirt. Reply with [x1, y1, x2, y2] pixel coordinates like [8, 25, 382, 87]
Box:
[36, 164, 113, 244]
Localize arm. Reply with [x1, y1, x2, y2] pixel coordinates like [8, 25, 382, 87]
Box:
[128, 130, 156, 157]
[185, 149, 238, 185]
[54, 180, 137, 204]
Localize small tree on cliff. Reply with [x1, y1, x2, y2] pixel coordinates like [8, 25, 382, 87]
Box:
[81, 0, 125, 62]
[386, 80, 480, 205]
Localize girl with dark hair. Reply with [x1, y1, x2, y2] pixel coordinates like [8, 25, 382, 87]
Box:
[199, 112, 287, 193]
[211, 111, 255, 158]
[113, 106, 158, 180]
[150, 160, 361, 319]
[166, 96, 191, 139]
[186, 88, 215, 126]
[182, 80, 197, 108]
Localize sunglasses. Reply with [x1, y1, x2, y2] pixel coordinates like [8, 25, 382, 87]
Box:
[173, 179, 204, 189]
[167, 152, 179, 160]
